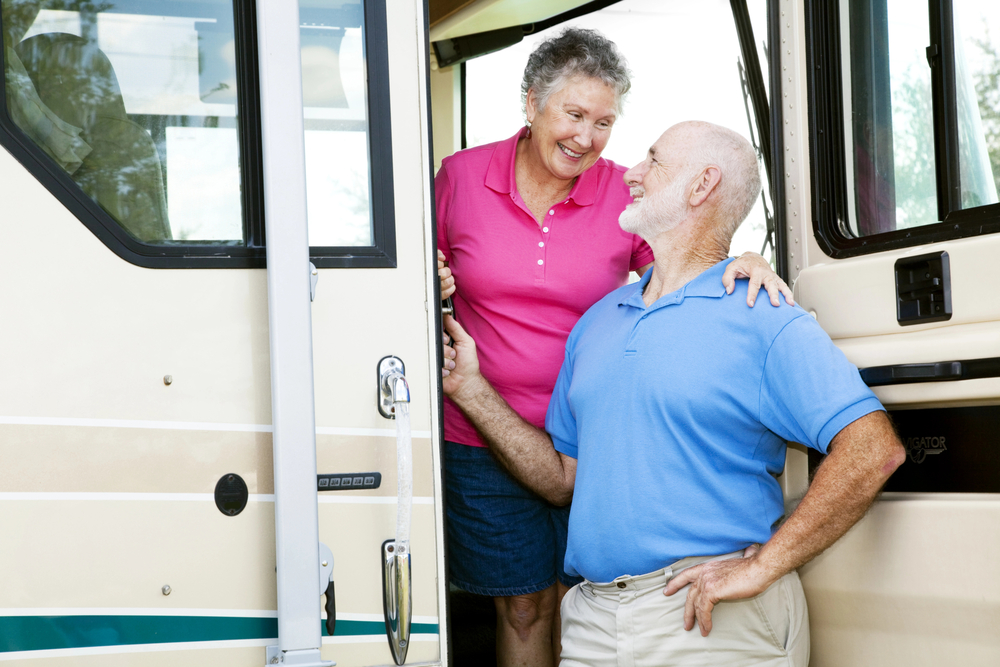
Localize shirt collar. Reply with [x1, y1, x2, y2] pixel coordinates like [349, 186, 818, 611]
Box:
[483, 126, 602, 207]
[619, 258, 734, 310]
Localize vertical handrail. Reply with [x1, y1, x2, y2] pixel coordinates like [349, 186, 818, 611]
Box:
[256, 0, 330, 664]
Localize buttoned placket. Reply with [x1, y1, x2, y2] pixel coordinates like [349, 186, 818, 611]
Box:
[623, 294, 684, 358]
[533, 199, 569, 281]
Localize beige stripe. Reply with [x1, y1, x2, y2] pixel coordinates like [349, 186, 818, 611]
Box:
[0, 425, 435, 496]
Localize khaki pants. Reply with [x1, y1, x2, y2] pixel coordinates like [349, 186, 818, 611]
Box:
[560, 553, 809, 667]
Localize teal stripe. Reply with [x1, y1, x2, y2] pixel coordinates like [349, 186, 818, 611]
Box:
[0, 616, 439, 653]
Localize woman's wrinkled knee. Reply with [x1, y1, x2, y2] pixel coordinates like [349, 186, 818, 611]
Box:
[496, 588, 557, 634]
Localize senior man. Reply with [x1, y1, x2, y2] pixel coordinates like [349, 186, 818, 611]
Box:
[441, 120, 905, 666]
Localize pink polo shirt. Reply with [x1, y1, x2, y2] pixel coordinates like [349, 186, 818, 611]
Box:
[437, 128, 654, 447]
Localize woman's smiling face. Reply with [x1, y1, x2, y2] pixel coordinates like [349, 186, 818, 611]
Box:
[525, 75, 618, 182]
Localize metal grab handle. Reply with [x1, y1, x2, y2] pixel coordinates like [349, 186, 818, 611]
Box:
[378, 356, 413, 664]
[381, 540, 412, 665]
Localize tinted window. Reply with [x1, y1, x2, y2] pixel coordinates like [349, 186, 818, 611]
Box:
[2, 0, 246, 245]
[2, 0, 397, 268]
[300, 0, 373, 247]
[810, 0, 1000, 255]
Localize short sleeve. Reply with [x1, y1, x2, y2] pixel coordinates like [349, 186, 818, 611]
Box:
[759, 315, 884, 454]
[435, 161, 454, 261]
[545, 346, 579, 459]
[629, 235, 654, 272]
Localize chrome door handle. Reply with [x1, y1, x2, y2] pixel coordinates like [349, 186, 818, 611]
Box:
[378, 355, 413, 664]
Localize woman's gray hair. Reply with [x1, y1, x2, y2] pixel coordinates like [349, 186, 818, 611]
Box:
[521, 28, 631, 118]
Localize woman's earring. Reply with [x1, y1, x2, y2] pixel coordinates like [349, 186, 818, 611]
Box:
[525, 121, 532, 140]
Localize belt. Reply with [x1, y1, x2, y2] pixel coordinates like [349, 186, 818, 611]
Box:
[586, 550, 748, 594]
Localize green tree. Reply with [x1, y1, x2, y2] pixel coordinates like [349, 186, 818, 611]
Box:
[971, 29, 1000, 196]
[890, 67, 937, 228]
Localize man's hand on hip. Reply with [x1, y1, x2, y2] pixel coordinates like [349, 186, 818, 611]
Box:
[663, 544, 770, 637]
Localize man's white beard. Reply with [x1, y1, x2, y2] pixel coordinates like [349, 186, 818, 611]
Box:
[619, 177, 689, 241]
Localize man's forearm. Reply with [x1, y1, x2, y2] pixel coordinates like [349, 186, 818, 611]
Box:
[450, 375, 575, 505]
[752, 410, 906, 582]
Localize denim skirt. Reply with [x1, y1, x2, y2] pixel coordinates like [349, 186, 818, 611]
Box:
[444, 440, 582, 597]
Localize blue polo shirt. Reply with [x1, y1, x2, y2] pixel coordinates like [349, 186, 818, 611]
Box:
[546, 258, 884, 583]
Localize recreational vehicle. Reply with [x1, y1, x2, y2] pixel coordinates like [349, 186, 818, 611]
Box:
[1, 0, 997, 665]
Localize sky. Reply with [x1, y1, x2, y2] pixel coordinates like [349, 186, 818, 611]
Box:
[464, 0, 773, 259]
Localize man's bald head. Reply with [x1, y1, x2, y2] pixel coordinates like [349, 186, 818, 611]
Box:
[670, 121, 761, 235]
[620, 121, 761, 245]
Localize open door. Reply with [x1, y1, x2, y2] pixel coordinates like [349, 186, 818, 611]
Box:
[0, 0, 447, 664]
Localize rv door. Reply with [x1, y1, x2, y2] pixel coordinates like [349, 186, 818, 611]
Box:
[0, 0, 447, 664]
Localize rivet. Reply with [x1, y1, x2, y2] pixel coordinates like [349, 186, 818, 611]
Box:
[163, 375, 172, 386]
[162, 585, 172, 595]
[322, 561, 329, 567]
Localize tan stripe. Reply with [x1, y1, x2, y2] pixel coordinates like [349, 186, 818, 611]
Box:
[0, 425, 436, 496]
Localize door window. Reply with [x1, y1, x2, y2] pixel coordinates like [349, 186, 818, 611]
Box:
[2, 0, 245, 246]
[1, 0, 396, 268]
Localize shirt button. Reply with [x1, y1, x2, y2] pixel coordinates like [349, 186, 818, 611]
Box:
[548, 210, 555, 215]
[542, 227, 549, 233]
[538, 242, 545, 248]
[537, 259, 544, 265]
[616, 582, 626, 589]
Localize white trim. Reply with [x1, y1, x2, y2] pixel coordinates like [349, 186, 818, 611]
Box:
[0, 416, 431, 439]
[0, 608, 278, 618]
[0, 492, 435, 504]
[318, 496, 435, 505]
[317, 426, 433, 439]
[0, 493, 258, 502]
[321, 633, 439, 645]
[0, 609, 438, 624]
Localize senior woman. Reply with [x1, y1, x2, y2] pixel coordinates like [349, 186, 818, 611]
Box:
[435, 29, 790, 667]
